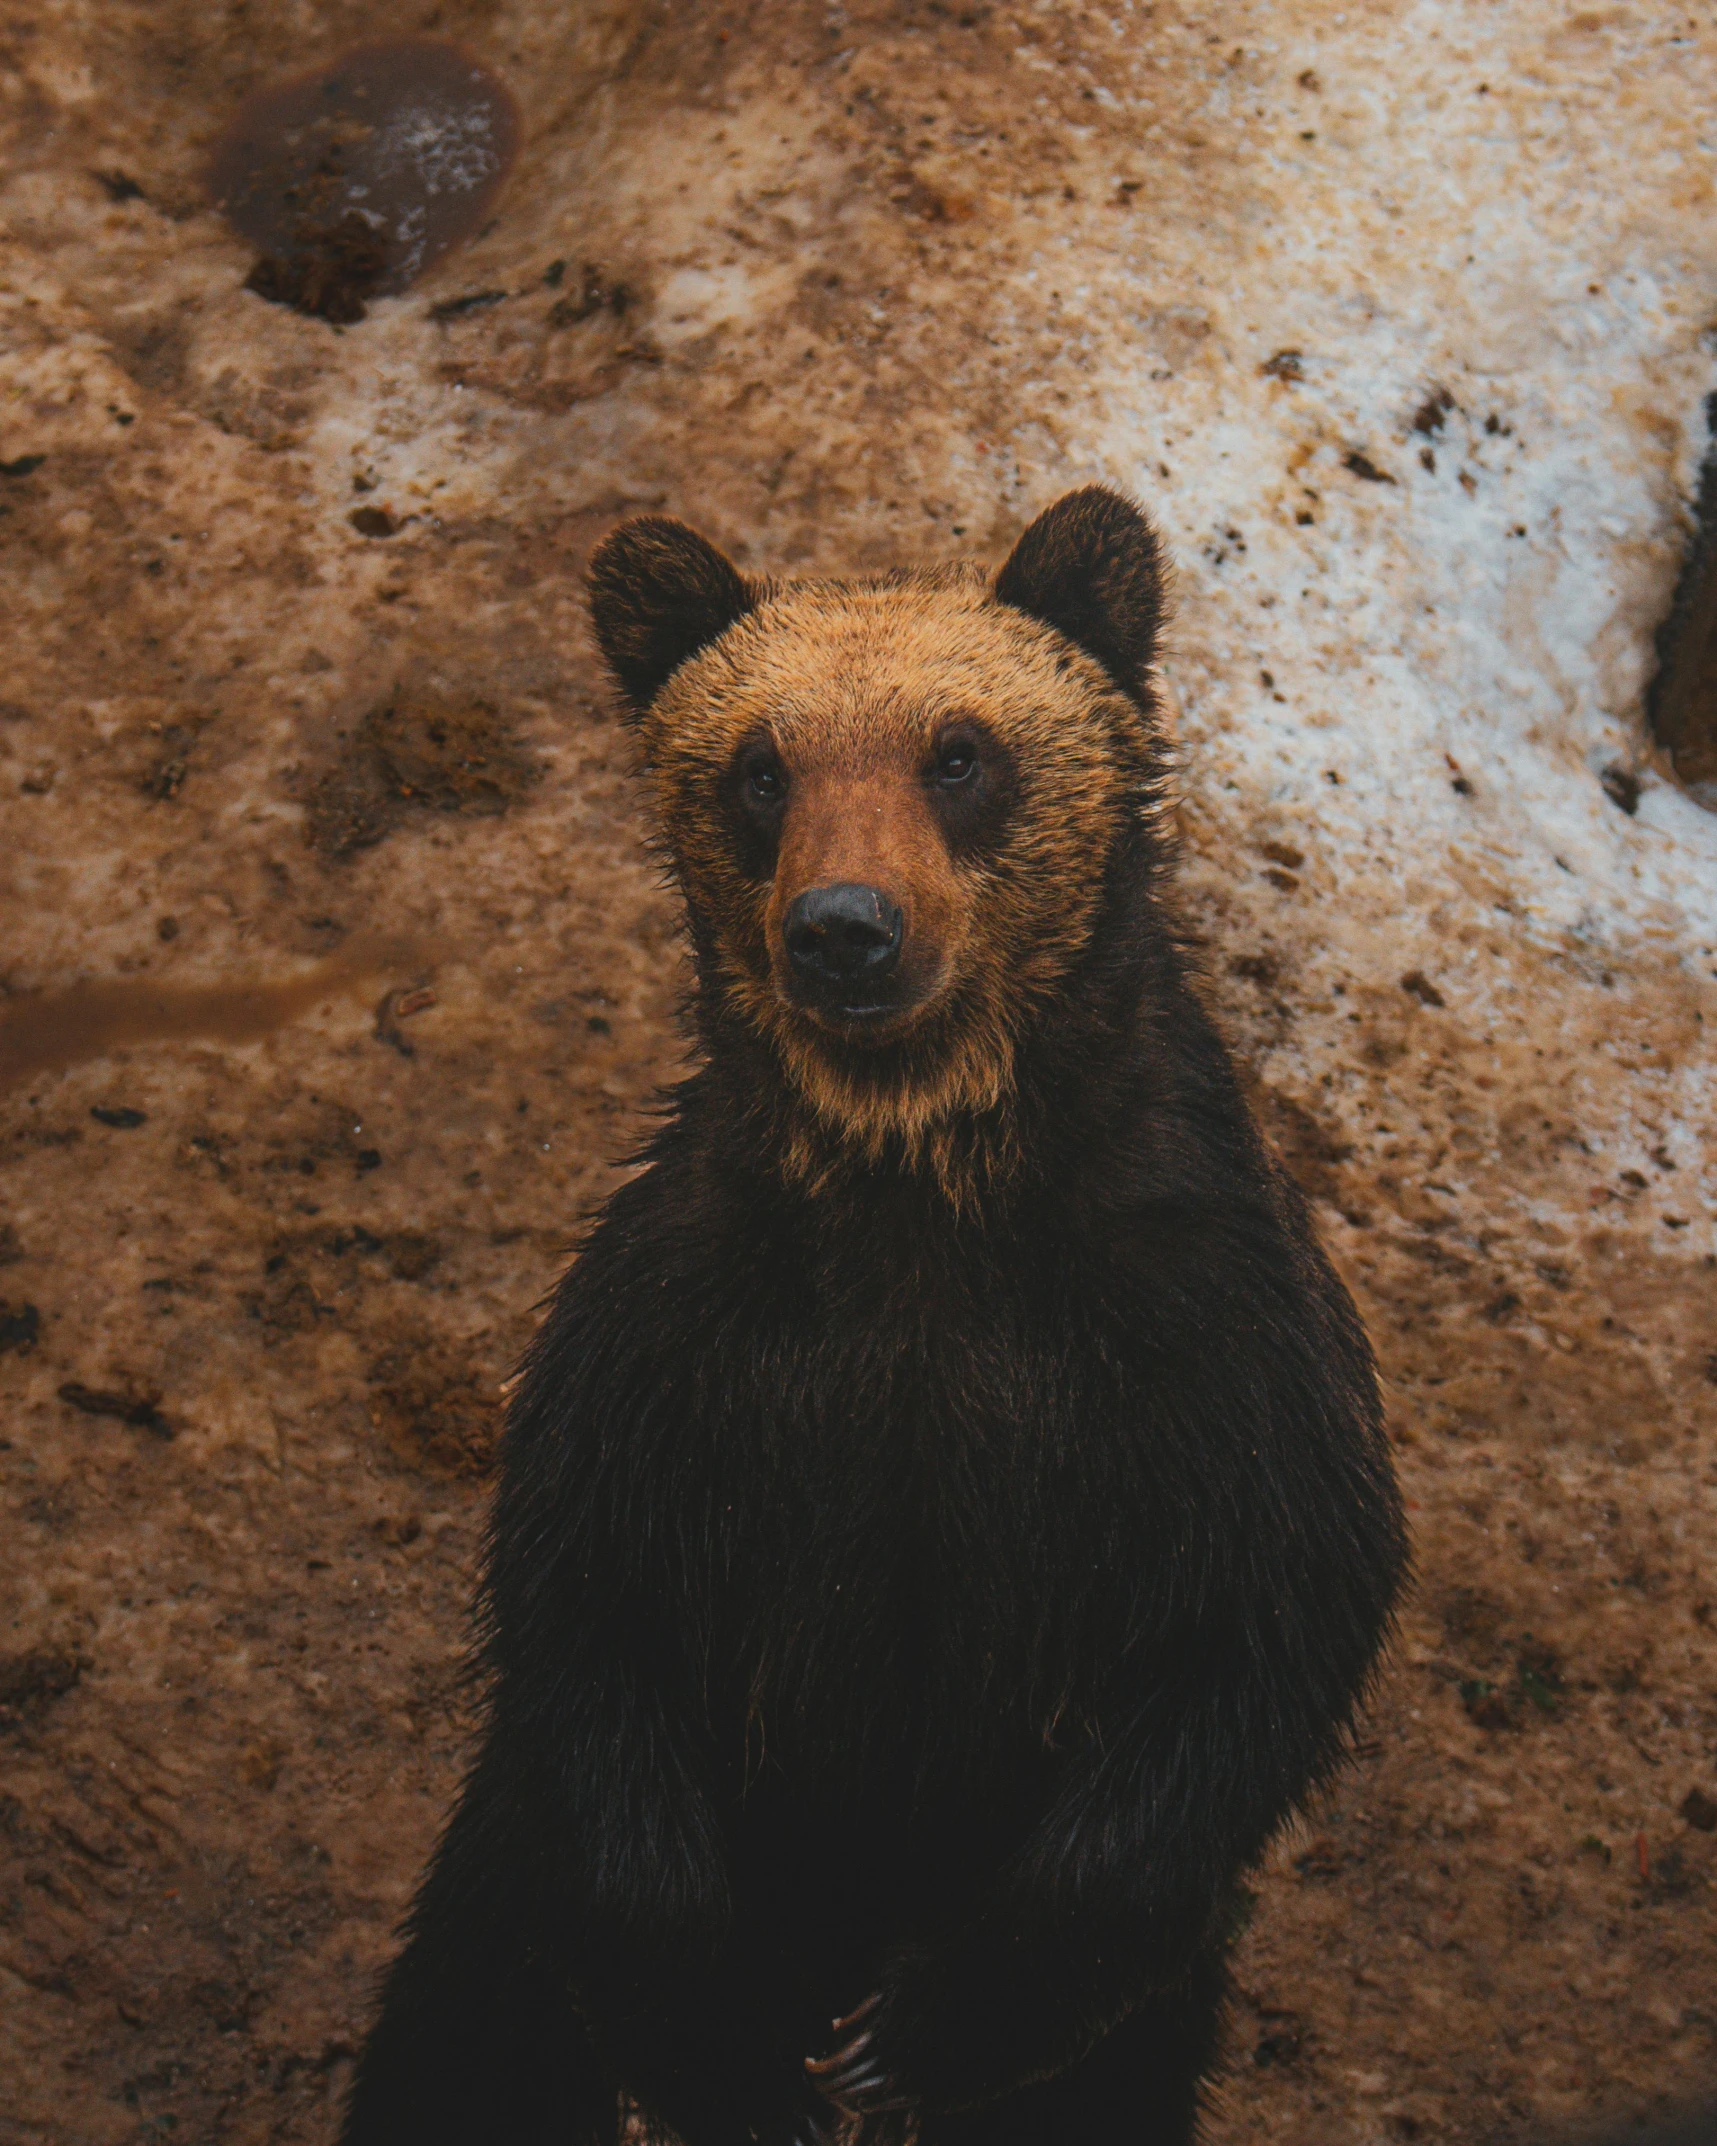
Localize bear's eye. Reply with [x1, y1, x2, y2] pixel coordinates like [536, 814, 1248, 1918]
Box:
[925, 721, 1012, 855]
[727, 743, 789, 878]
[744, 755, 786, 803]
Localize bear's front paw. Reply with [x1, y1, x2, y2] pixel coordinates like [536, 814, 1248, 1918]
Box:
[807, 1937, 1106, 2115]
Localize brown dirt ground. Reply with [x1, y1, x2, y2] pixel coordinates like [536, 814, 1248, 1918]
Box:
[1, 3, 1714, 2143]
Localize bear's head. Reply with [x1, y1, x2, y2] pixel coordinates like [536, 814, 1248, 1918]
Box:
[588, 486, 1173, 1196]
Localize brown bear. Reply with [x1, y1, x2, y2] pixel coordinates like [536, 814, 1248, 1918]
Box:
[341, 487, 1406, 2146]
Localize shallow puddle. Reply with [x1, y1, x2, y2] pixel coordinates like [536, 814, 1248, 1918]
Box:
[206, 38, 521, 321]
[0, 943, 420, 1092]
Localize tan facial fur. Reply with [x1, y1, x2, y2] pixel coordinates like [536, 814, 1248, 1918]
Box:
[638, 565, 1170, 1194]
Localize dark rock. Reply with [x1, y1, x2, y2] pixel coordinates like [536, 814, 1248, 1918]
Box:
[0, 1645, 84, 1714]
[1344, 449, 1398, 484]
[1600, 764, 1642, 815]
[1649, 390, 1717, 794]
[1681, 1785, 1717, 1832]
[57, 1380, 172, 1438]
[0, 1300, 40, 1353]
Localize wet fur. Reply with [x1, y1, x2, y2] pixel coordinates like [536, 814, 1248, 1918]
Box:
[342, 490, 1406, 2146]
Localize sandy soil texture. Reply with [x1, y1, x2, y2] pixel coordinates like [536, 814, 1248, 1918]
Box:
[1, 3, 1714, 2142]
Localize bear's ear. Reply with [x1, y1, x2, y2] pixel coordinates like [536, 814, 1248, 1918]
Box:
[587, 516, 757, 716]
[993, 487, 1166, 704]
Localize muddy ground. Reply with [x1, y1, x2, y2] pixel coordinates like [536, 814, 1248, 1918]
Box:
[1, 3, 1715, 2142]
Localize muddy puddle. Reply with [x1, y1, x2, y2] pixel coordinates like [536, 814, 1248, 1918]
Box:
[0, 942, 422, 1092]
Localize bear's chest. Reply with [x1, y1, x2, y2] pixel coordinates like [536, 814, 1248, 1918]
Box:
[693, 1255, 1145, 1778]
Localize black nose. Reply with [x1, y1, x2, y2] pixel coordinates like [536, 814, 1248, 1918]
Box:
[784, 882, 903, 1001]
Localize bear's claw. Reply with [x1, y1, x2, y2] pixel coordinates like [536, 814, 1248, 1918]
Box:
[805, 1994, 907, 2114]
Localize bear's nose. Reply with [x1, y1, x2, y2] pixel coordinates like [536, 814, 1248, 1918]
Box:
[784, 883, 904, 1001]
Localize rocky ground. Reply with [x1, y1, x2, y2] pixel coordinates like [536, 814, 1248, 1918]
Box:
[1, 2, 1715, 2142]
